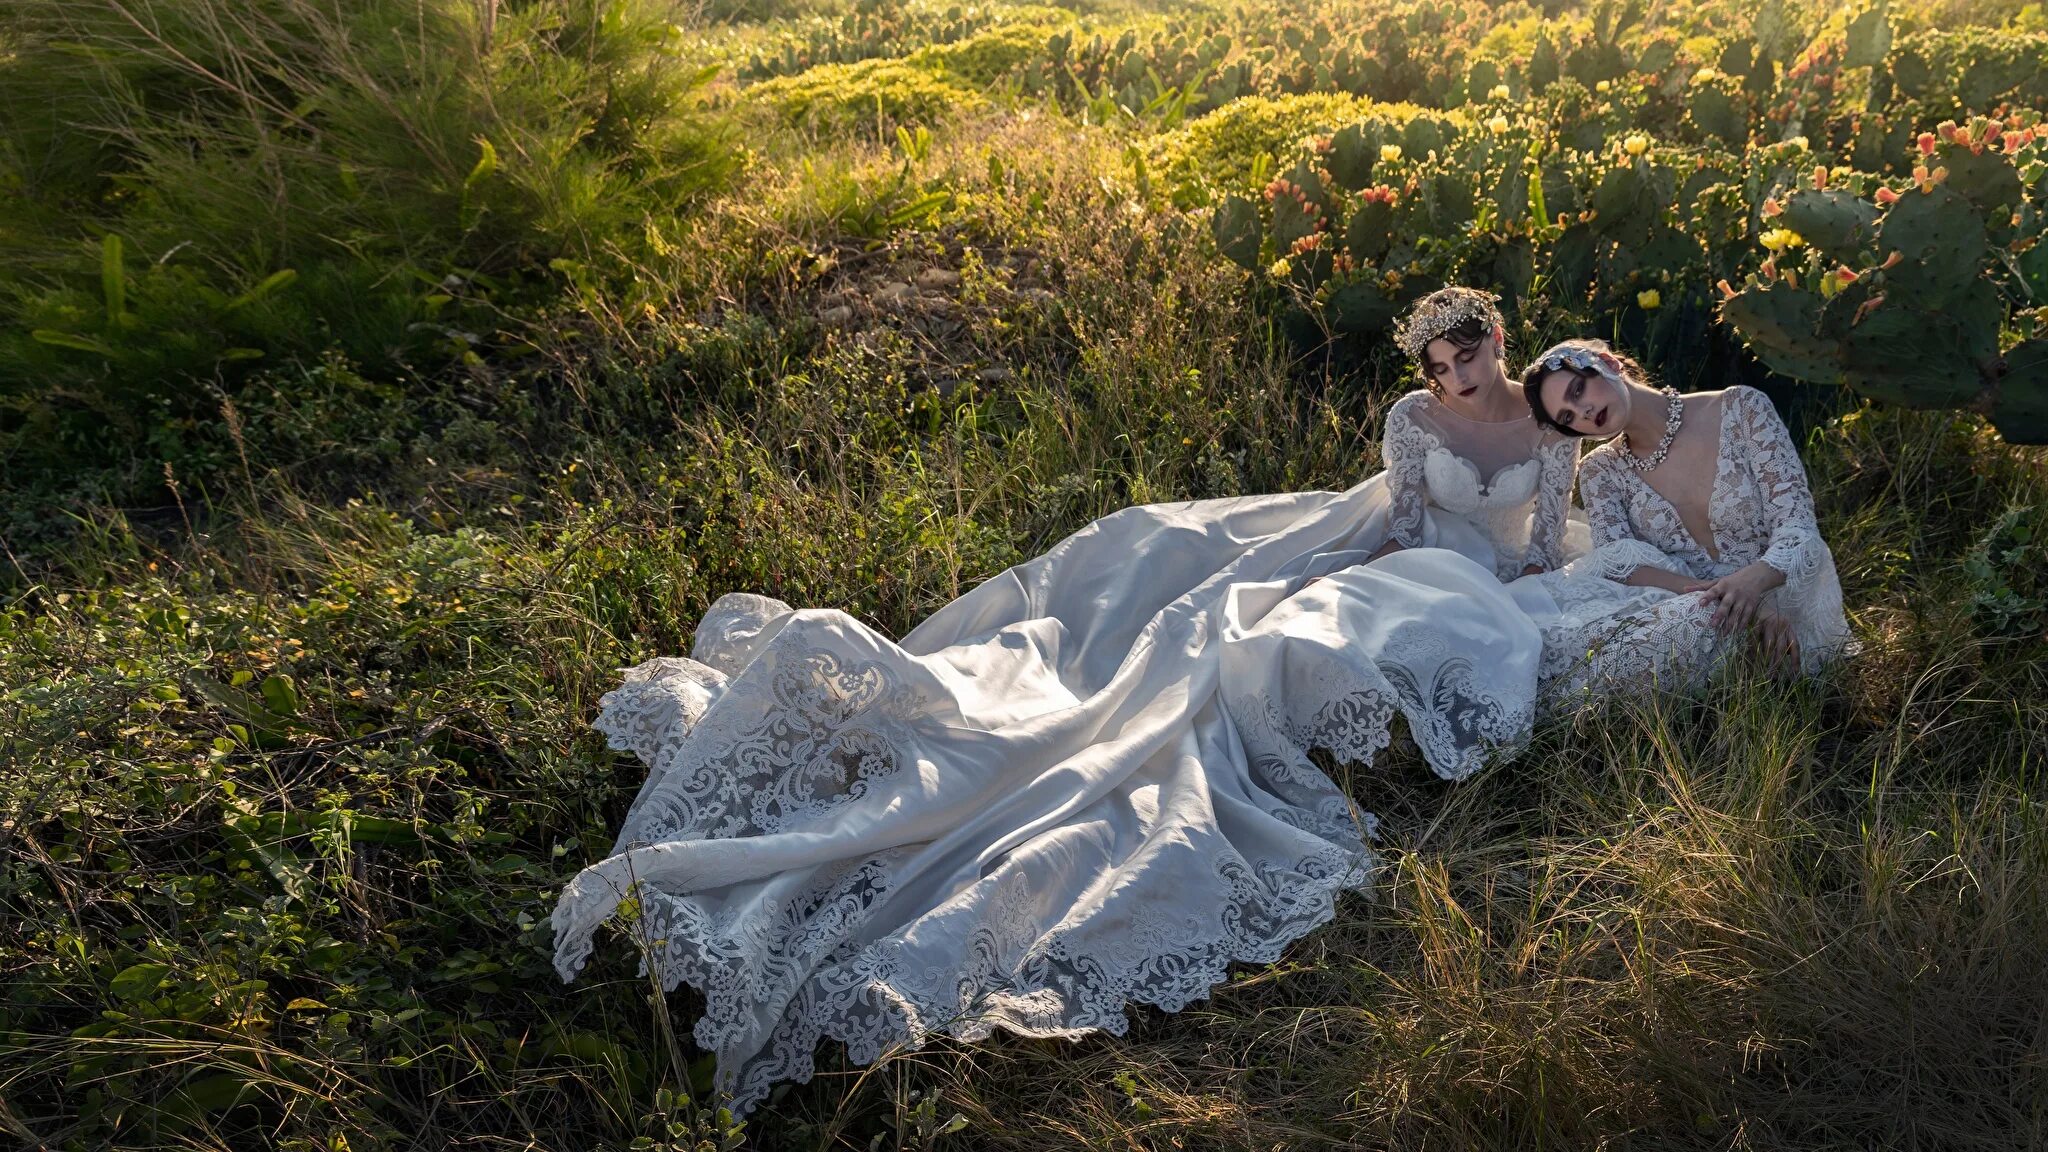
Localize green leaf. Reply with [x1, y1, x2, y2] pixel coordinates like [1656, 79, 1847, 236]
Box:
[110, 961, 171, 1001]
[259, 673, 299, 717]
[223, 269, 298, 312]
[31, 329, 117, 357]
[101, 233, 130, 326]
[464, 137, 499, 201]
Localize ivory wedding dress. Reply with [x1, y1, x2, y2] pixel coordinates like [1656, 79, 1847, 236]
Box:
[550, 392, 1581, 1115]
[1522, 385, 1853, 702]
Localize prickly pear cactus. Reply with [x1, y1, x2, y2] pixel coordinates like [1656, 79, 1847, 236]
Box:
[1722, 156, 2039, 442]
[1777, 190, 1878, 263]
[1843, 1, 1892, 69]
[1992, 338, 2048, 443]
[1720, 284, 1842, 383]
[1212, 195, 1263, 270]
[1685, 80, 1745, 144]
[1876, 184, 1985, 307]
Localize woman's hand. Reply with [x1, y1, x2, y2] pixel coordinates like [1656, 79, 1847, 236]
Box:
[1750, 607, 1802, 677]
[1700, 561, 1785, 636]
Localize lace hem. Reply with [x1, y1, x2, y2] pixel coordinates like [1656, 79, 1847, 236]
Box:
[555, 839, 1372, 1118]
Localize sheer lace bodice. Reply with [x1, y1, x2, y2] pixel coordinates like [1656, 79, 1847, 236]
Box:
[1580, 386, 1820, 583]
[1382, 390, 1577, 579]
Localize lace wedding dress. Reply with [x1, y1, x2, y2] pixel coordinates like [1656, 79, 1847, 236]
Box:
[1382, 390, 1584, 581]
[549, 398, 1584, 1115]
[1523, 385, 1854, 702]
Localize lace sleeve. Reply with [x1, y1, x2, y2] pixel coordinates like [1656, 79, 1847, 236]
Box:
[1733, 387, 1824, 583]
[1731, 387, 1852, 666]
[1559, 538, 1685, 583]
[1522, 433, 1578, 572]
[1578, 451, 1632, 550]
[1380, 394, 1431, 549]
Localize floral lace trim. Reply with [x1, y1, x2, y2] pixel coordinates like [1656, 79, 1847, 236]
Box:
[558, 832, 1371, 1118]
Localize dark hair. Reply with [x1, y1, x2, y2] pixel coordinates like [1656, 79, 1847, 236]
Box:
[1520, 339, 1652, 437]
[1418, 316, 1497, 387]
[1423, 316, 1491, 359]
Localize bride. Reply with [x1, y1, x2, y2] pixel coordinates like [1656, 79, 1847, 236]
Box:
[1516, 339, 1855, 702]
[549, 288, 1584, 1114]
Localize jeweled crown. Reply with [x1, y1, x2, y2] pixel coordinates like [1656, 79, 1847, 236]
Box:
[1394, 287, 1503, 362]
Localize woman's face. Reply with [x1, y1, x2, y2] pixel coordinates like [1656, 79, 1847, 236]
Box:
[1537, 365, 1629, 437]
[1421, 326, 1504, 407]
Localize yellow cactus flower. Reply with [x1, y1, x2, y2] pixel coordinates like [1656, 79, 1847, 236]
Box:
[1786, 135, 1809, 150]
[1692, 67, 1720, 84]
[1759, 227, 1805, 252]
[1489, 84, 1511, 100]
[1596, 79, 1612, 93]
[1623, 133, 1650, 156]
[1488, 115, 1510, 135]
[1268, 257, 1292, 277]
[1638, 288, 1662, 309]
[1380, 144, 1403, 163]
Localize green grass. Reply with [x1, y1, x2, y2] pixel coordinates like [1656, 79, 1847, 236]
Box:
[5, 0, 2048, 1148]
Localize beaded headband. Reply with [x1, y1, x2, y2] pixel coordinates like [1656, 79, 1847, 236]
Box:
[1527, 342, 1620, 381]
[1394, 287, 1503, 362]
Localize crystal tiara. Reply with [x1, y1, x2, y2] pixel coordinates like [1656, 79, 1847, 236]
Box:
[1527, 342, 1618, 380]
[1394, 287, 1503, 361]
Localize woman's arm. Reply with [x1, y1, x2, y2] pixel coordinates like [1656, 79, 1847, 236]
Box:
[1700, 388, 1820, 635]
[1521, 433, 1579, 574]
[1373, 395, 1432, 560]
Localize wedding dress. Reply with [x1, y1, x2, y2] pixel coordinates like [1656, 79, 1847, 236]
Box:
[1382, 390, 1583, 581]
[1523, 385, 1854, 702]
[549, 394, 1582, 1116]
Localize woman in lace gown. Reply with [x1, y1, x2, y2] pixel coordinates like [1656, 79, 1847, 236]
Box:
[1516, 340, 1854, 703]
[549, 289, 1579, 1115]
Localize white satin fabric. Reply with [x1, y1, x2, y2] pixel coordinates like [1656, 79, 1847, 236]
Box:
[551, 473, 1547, 1115]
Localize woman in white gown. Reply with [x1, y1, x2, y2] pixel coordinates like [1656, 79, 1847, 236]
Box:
[548, 289, 1581, 1115]
[1515, 340, 1855, 703]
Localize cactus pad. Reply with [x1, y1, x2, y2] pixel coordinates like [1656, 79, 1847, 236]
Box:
[1877, 184, 1986, 308]
[1325, 123, 1377, 191]
[1990, 338, 2048, 444]
[1935, 144, 2023, 215]
[1720, 283, 1843, 383]
[1844, 2, 1892, 69]
[1779, 190, 1879, 264]
[1841, 306, 1985, 407]
[1212, 195, 1263, 270]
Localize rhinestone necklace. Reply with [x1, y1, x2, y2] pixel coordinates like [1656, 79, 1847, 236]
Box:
[1618, 387, 1685, 472]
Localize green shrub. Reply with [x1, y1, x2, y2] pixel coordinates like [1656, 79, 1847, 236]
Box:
[0, 0, 739, 439]
[1153, 92, 1418, 191]
[1965, 502, 2048, 638]
[747, 56, 989, 128]
[909, 19, 1075, 84]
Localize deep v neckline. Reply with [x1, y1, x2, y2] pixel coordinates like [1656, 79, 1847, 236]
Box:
[1621, 395, 1736, 565]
